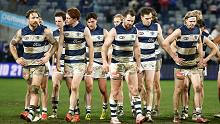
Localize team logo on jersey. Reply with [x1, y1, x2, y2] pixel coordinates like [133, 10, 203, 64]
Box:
[183, 37, 189, 40]
[131, 35, 134, 38]
[24, 37, 29, 40]
[76, 32, 80, 36]
[150, 31, 155, 36]
[97, 36, 101, 39]
[194, 35, 198, 40]
[139, 32, 144, 35]
[35, 36, 40, 39]
[119, 36, 125, 39]
[64, 33, 69, 36]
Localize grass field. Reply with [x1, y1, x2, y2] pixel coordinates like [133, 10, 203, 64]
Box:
[0, 78, 220, 123]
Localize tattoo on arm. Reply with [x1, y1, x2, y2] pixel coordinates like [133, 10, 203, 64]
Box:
[11, 40, 18, 46]
[45, 32, 57, 45]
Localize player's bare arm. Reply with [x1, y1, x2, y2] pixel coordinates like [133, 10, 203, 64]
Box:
[156, 23, 164, 49]
[9, 29, 27, 67]
[84, 26, 94, 75]
[38, 28, 58, 65]
[203, 36, 218, 63]
[163, 29, 185, 64]
[103, 29, 112, 65]
[102, 28, 116, 74]
[213, 34, 220, 58]
[133, 30, 141, 73]
[56, 27, 64, 71]
[170, 40, 177, 56]
[197, 31, 204, 68]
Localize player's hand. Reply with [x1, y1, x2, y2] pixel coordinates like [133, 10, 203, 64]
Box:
[102, 63, 109, 74]
[86, 64, 93, 75]
[136, 65, 141, 74]
[173, 56, 185, 64]
[16, 57, 27, 67]
[38, 56, 49, 65]
[216, 52, 220, 59]
[197, 58, 206, 68]
[56, 61, 61, 72]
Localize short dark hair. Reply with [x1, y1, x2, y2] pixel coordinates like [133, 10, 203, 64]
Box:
[86, 12, 98, 21]
[140, 7, 152, 17]
[26, 9, 41, 19]
[54, 11, 66, 21]
[196, 19, 206, 28]
[67, 8, 81, 20]
[123, 9, 136, 18]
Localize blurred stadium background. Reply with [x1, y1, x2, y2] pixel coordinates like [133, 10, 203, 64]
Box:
[0, 0, 220, 79]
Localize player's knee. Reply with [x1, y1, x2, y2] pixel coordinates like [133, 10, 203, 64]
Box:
[195, 85, 202, 93]
[31, 85, 40, 94]
[145, 85, 153, 93]
[100, 87, 106, 94]
[71, 86, 78, 92]
[53, 83, 60, 90]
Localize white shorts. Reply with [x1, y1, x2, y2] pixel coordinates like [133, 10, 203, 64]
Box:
[110, 62, 137, 80]
[140, 61, 156, 72]
[44, 61, 50, 76]
[64, 63, 86, 77]
[85, 64, 107, 78]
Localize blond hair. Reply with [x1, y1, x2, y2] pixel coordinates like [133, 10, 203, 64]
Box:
[113, 14, 123, 21]
[193, 10, 202, 20]
[183, 11, 197, 24]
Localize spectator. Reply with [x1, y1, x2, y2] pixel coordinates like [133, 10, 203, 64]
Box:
[211, 25, 220, 39]
[158, 0, 169, 14]
[129, 0, 139, 11]
[200, 0, 209, 14]
[169, 0, 177, 10]
[106, 10, 113, 23]
[209, 0, 218, 14]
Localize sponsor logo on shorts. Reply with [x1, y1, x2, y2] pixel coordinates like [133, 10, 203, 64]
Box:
[176, 72, 185, 77]
[23, 73, 29, 78]
[79, 68, 83, 72]
[65, 71, 70, 75]
[52, 68, 57, 72]
[111, 73, 120, 77]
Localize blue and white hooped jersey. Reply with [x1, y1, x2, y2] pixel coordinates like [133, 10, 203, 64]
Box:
[53, 29, 65, 67]
[63, 22, 86, 64]
[176, 25, 200, 69]
[112, 23, 137, 63]
[22, 24, 49, 67]
[135, 21, 158, 62]
[86, 25, 104, 65]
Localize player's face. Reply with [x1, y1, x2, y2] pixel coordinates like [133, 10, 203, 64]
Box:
[87, 18, 97, 31]
[141, 13, 152, 27]
[27, 13, 39, 28]
[66, 14, 74, 25]
[114, 17, 122, 26]
[185, 17, 197, 30]
[55, 16, 65, 29]
[123, 14, 135, 30]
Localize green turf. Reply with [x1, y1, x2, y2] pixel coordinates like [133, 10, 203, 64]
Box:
[0, 78, 220, 123]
